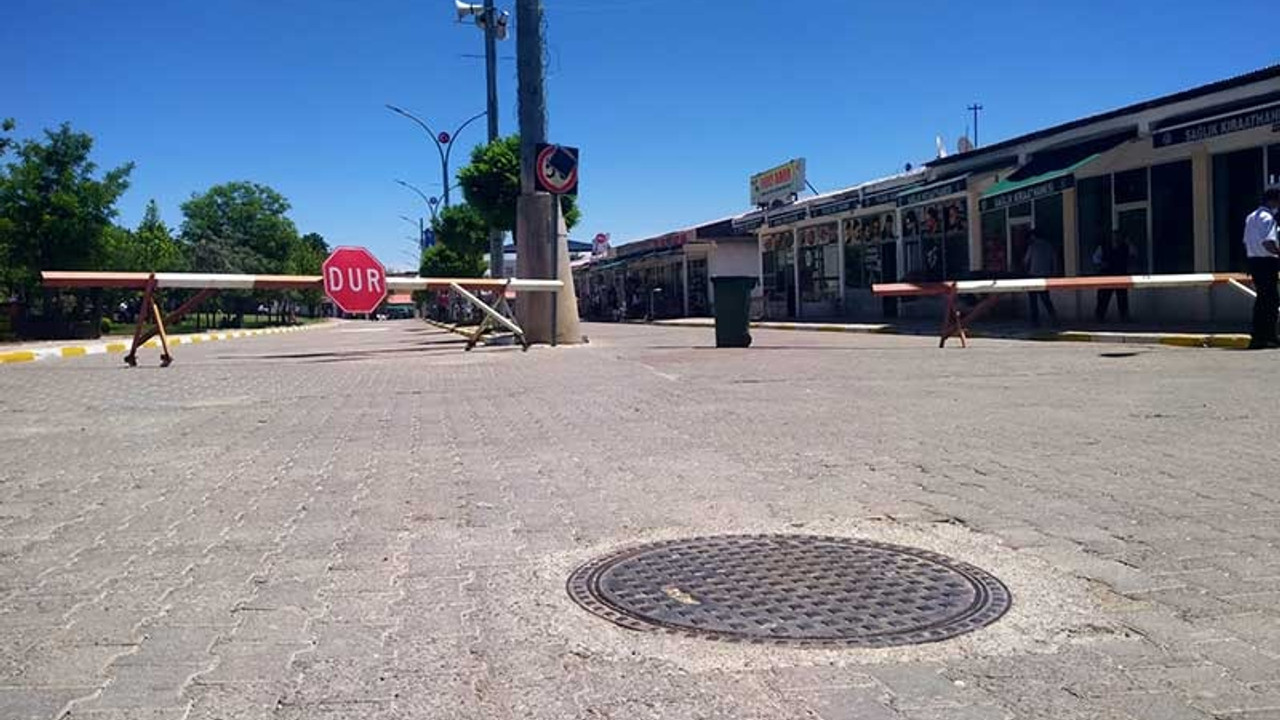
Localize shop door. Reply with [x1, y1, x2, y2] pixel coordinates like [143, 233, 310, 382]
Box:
[1117, 208, 1149, 274]
[1009, 220, 1033, 274]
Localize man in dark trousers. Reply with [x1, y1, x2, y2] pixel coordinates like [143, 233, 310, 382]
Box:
[1244, 188, 1280, 349]
[1093, 232, 1137, 322]
[1023, 230, 1059, 325]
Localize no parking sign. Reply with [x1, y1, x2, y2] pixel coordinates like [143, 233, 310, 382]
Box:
[536, 143, 579, 196]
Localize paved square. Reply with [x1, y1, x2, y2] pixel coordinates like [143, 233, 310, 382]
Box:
[2, 320, 1280, 719]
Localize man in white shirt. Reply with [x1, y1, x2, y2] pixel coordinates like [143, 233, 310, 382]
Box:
[1244, 188, 1280, 349]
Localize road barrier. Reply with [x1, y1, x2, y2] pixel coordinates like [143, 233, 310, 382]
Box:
[873, 273, 1254, 347]
[41, 271, 561, 365]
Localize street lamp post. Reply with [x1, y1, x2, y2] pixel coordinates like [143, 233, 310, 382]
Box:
[399, 215, 425, 250]
[395, 179, 440, 223]
[386, 105, 486, 209]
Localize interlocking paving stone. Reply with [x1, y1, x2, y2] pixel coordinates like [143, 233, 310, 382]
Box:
[3, 320, 1280, 718]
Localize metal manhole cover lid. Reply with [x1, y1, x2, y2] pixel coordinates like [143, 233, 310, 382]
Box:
[566, 534, 1011, 647]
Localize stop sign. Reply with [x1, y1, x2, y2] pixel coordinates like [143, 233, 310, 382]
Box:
[323, 246, 388, 315]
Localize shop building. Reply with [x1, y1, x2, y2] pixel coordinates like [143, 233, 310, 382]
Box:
[733, 170, 928, 320]
[574, 217, 755, 320]
[739, 64, 1280, 323]
[575, 64, 1280, 326]
[931, 63, 1280, 322]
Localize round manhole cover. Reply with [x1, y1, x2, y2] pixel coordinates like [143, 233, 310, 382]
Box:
[567, 534, 1011, 647]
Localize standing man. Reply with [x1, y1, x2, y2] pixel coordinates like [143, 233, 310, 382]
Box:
[1244, 188, 1280, 349]
[1093, 232, 1137, 322]
[1023, 229, 1059, 325]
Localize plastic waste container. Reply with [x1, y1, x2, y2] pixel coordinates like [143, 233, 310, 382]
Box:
[710, 276, 757, 348]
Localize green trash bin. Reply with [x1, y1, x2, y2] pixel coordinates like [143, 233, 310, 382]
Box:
[711, 276, 757, 348]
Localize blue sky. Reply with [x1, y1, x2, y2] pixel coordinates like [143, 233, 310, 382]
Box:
[4, 0, 1273, 270]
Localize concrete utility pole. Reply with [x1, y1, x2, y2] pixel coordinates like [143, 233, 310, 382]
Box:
[482, 0, 505, 278]
[514, 0, 554, 342]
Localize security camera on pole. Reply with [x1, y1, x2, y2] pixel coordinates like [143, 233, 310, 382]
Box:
[456, 0, 511, 279]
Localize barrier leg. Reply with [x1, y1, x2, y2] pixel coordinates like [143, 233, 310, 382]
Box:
[449, 281, 529, 352]
[125, 274, 159, 367]
[126, 286, 218, 367]
[940, 289, 967, 348]
[152, 300, 172, 367]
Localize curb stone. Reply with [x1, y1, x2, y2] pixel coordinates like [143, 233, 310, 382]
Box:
[0, 323, 331, 365]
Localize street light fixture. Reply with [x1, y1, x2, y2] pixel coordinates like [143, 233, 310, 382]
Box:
[395, 179, 440, 223]
[399, 214, 426, 250]
[386, 105, 486, 208]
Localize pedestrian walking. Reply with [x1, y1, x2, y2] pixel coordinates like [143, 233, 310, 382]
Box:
[1023, 230, 1059, 325]
[1092, 232, 1137, 322]
[1244, 188, 1280, 349]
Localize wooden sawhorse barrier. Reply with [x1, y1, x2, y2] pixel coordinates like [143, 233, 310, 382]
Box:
[872, 273, 1255, 348]
[41, 271, 562, 365]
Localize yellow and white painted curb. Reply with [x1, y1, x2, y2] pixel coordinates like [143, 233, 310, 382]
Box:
[0, 323, 331, 366]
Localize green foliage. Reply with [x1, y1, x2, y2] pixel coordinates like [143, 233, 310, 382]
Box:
[287, 232, 328, 311]
[432, 204, 489, 259]
[179, 181, 298, 274]
[102, 200, 186, 272]
[458, 135, 520, 233]
[0, 118, 13, 157]
[0, 123, 133, 300]
[458, 134, 580, 236]
[99, 316, 112, 335]
[420, 243, 485, 279]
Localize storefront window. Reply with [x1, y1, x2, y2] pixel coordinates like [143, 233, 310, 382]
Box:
[1151, 160, 1194, 273]
[687, 257, 709, 316]
[842, 213, 896, 289]
[902, 199, 967, 280]
[798, 223, 839, 305]
[1115, 168, 1149, 204]
[1033, 195, 1064, 275]
[1077, 175, 1112, 274]
[981, 210, 1007, 273]
[1213, 147, 1264, 271]
[761, 230, 795, 318]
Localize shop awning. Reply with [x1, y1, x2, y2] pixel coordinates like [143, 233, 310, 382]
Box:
[979, 130, 1134, 213]
[979, 154, 1098, 213]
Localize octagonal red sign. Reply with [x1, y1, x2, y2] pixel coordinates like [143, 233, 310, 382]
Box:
[323, 246, 388, 315]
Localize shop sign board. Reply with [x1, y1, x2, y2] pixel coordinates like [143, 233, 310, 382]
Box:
[750, 158, 806, 207]
[1154, 102, 1280, 148]
[862, 187, 904, 208]
[766, 207, 809, 227]
[616, 229, 692, 259]
[980, 174, 1076, 213]
[810, 194, 860, 218]
[897, 177, 968, 208]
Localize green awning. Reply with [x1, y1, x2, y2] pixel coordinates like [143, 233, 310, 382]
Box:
[979, 154, 1100, 213]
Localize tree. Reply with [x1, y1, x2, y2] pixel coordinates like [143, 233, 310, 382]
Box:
[457, 134, 580, 238]
[0, 123, 133, 304]
[432, 204, 489, 259]
[0, 118, 14, 158]
[287, 232, 328, 316]
[180, 182, 299, 324]
[103, 200, 185, 272]
[179, 181, 298, 274]
[420, 243, 484, 279]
